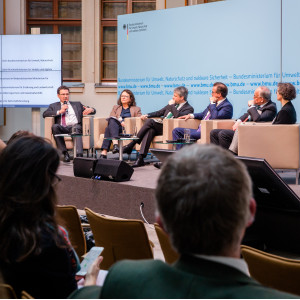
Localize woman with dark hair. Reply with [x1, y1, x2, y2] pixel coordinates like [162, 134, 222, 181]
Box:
[100, 89, 141, 158]
[273, 82, 297, 124]
[0, 136, 79, 298]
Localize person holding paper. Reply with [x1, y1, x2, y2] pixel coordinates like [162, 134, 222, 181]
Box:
[99, 89, 141, 159]
[172, 82, 233, 150]
[43, 85, 96, 162]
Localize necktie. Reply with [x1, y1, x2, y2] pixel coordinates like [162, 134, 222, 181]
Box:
[61, 113, 66, 127]
[165, 104, 179, 119]
[197, 111, 211, 132]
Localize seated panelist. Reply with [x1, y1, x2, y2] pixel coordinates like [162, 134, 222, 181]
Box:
[99, 89, 141, 159]
[43, 85, 96, 162]
[210, 86, 277, 153]
[273, 82, 297, 124]
[172, 82, 233, 150]
[122, 86, 194, 167]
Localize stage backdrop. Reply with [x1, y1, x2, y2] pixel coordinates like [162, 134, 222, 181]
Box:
[118, 0, 300, 121]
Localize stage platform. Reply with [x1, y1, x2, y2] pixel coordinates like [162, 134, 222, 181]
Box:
[56, 156, 300, 225]
[56, 159, 161, 224]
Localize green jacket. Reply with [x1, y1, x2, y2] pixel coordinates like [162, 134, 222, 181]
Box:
[69, 255, 297, 298]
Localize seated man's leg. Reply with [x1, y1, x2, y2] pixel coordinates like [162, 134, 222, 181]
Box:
[228, 129, 239, 154]
[218, 129, 235, 150]
[172, 127, 184, 150]
[210, 129, 223, 145]
[123, 119, 159, 154]
[52, 124, 69, 153]
[133, 121, 163, 167]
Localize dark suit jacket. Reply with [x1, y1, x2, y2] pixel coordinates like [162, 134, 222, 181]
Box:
[109, 105, 142, 118]
[239, 100, 277, 122]
[272, 101, 297, 124]
[147, 101, 194, 119]
[43, 101, 96, 125]
[69, 255, 296, 299]
[194, 98, 233, 120]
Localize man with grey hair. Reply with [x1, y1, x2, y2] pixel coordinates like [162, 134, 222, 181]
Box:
[210, 86, 277, 154]
[122, 86, 194, 167]
[69, 144, 295, 298]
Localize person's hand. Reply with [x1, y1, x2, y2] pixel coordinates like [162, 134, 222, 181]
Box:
[210, 96, 217, 104]
[178, 114, 191, 121]
[84, 256, 103, 286]
[168, 99, 175, 105]
[141, 115, 148, 121]
[232, 119, 242, 131]
[121, 121, 125, 127]
[60, 104, 68, 114]
[248, 100, 255, 107]
[83, 106, 94, 115]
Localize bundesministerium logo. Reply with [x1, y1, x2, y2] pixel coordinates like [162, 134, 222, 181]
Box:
[123, 22, 148, 40]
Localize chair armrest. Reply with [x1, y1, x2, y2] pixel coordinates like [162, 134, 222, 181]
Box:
[82, 116, 94, 150]
[171, 118, 201, 130]
[238, 124, 300, 169]
[124, 117, 140, 135]
[44, 117, 56, 146]
[212, 119, 236, 130]
[94, 117, 108, 149]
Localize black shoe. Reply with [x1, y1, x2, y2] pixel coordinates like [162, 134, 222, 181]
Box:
[112, 144, 119, 154]
[154, 162, 163, 169]
[63, 151, 70, 163]
[132, 156, 145, 168]
[123, 144, 133, 155]
[99, 154, 107, 159]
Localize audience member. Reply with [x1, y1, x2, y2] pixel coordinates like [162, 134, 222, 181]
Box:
[43, 85, 96, 162]
[69, 144, 296, 299]
[0, 136, 80, 298]
[0, 139, 6, 153]
[99, 89, 141, 158]
[122, 86, 194, 167]
[273, 82, 297, 124]
[210, 86, 277, 153]
[172, 82, 233, 149]
[6, 130, 34, 145]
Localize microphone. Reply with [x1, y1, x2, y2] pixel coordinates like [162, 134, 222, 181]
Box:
[63, 101, 68, 114]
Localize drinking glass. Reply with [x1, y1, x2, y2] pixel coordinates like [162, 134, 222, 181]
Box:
[184, 128, 191, 143]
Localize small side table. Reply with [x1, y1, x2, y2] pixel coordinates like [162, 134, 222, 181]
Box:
[154, 140, 196, 150]
[104, 137, 139, 161]
[54, 133, 91, 158]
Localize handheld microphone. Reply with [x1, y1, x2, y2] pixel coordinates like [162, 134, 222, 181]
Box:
[63, 101, 68, 114]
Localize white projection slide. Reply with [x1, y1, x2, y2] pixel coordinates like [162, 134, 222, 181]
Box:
[0, 34, 62, 107]
[118, 0, 281, 118]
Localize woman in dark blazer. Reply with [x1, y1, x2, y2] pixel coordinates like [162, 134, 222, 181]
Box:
[100, 89, 142, 158]
[273, 82, 297, 124]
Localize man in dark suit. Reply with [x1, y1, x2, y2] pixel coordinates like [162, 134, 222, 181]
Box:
[43, 85, 96, 162]
[172, 82, 233, 150]
[122, 86, 194, 167]
[210, 86, 277, 154]
[69, 144, 296, 299]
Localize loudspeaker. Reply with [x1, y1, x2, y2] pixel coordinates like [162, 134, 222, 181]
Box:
[94, 159, 134, 182]
[73, 157, 98, 178]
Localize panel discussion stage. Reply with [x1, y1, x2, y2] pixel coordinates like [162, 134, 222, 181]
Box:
[56, 161, 160, 224]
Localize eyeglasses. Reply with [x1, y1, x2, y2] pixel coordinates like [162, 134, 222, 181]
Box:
[50, 172, 62, 186]
[121, 95, 130, 98]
